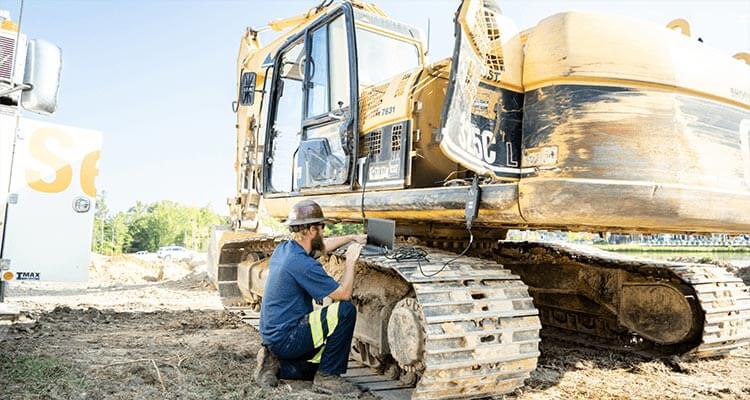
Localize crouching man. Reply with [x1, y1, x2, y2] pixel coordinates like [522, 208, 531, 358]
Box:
[254, 199, 365, 394]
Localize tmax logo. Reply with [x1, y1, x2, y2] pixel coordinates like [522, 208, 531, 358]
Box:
[16, 272, 41, 281]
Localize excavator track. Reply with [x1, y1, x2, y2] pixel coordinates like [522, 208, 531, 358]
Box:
[672, 264, 750, 356]
[351, 248, 541, 399]
[537, 264, 750, 358]
[412, 236, 750, 357]
[215, 235, 541, 399]
[486, 241, 750, 358]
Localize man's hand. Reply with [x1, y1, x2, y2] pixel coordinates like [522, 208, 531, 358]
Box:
[345, 243, 363, 263]
[351, 234, 367, 245]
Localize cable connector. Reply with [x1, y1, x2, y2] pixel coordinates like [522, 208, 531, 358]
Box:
[465, 175, 481, 231]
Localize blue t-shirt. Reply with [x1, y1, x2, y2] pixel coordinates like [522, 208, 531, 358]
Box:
[260, 240, 340, 345]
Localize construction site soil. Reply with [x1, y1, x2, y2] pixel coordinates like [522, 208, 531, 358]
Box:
[1, 253, 749, 400]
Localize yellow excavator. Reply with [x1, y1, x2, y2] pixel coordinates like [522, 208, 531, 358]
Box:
[209, 1, 750, 398]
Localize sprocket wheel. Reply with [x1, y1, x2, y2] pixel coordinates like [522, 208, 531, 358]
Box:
[387, 297, 426, 375]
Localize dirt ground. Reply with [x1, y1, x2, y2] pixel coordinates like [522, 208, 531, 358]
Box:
[1, 255, 363, 400]
[1, 255, 749, 400]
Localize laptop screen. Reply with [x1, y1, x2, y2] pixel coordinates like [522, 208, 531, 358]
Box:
[367, 218, 395, 250]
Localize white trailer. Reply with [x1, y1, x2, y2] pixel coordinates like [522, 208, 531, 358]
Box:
[0, 9, 100, 318]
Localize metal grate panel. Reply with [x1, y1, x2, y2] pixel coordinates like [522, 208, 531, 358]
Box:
[464, 1, 506, 80]
[361, 130, 383, 156]
[0, 35, 15, 80]
[391, 124, 403, 152]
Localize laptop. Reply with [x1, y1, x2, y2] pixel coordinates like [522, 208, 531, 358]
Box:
[360, 218, 395, 256]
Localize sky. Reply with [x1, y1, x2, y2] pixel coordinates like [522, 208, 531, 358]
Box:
[2, 0, 748, 214]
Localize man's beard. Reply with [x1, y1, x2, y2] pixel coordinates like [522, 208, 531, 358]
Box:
[311, 230, 325, 254]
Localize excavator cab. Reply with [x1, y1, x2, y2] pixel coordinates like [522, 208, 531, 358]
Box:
[261, 3, 424, 197]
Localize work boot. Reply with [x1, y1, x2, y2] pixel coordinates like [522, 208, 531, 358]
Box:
[253, 345, 279, 388]
[313, 372, 360, 395]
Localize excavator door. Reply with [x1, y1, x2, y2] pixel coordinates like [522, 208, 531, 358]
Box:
[264, 9, 356, 194]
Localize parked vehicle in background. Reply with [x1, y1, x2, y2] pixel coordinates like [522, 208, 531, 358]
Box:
[133, 250, 158, 262]
[156, 246, 192, 261]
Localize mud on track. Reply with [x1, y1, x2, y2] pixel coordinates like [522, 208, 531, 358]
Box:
[0, 255, 748, 400]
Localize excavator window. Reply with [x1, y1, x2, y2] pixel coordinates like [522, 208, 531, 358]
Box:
[263, 6, 429, 195]
[305, 14, 350, 118]
[268, 39, 305, 193]
[328, 15, 350, 111]
[306, 25, 329, 118]
[354, 27, 420, 87]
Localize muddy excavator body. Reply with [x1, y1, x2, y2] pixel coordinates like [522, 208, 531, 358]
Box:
[212, 1, 750, 398]
[230, 0, 749, 234]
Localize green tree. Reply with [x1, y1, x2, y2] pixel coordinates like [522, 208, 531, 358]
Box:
[91, 195, 227, 254]
[91, 192, 132, 255]
[91, 192, 107, 253]
[124, 201, 227, 252]
[325, 223, 363, 237]
[110, 212, 132, 253]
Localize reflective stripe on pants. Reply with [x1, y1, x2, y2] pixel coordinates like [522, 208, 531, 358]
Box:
[308, 302, 340, 363]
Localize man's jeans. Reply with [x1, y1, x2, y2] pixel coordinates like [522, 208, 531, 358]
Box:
[267, 301, 356, 380]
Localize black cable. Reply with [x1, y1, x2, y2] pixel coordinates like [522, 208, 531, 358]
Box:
[387, 229, 475, 278]
[385, 246, 428, 263]
[360, 160, 368, 226]
[387, 172, 480, 277]
[420, 230, 474, 277]
[360, 141, 371, 228]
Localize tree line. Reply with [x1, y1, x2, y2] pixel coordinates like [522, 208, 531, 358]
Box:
[92, 192, 228, 255]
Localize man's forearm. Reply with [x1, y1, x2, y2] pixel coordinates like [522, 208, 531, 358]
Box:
[337, 260, 355, 299]
[324, 235, 357, 253]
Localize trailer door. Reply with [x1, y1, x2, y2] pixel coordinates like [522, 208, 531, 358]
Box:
[1, 119, 101, 282]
